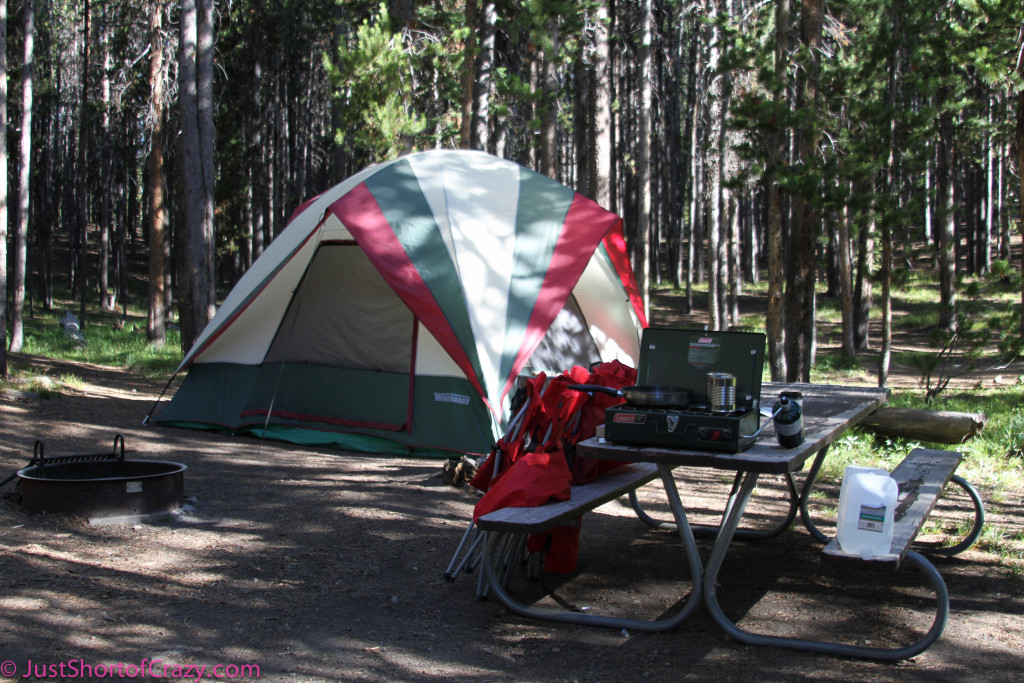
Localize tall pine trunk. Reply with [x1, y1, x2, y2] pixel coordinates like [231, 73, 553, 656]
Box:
[471, 1, 496, 151]
[636, 0, 653, 320]
[9, 0, 32, 353]
[146, 0, 167, 345]
[838, 189, 855, 359]
[937, 92, 957, 332]
[539, 16, 560, 179]
[764, 0, 787, 380]
[1018, 89, 1024, 337]
[0, 0, 8, 378]
[177, 0, 216, 354]
[704, 0, 724, 331]
[784, 0, 823, 382]
[591, 0, 613, 210]
[77, 0, 90, 325]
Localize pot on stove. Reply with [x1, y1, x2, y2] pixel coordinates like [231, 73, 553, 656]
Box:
[567, 384, 691, 408]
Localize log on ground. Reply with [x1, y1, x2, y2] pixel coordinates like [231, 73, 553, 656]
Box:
[858, 407, 987, 444]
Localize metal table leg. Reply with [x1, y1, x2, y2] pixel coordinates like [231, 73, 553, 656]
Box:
[703, 471, 950, 660]
[629, 470, 799, 541]
[798, 445, 832, 543]
[480, 463, 703, 632]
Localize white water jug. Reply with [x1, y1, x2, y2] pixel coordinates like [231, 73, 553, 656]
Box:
[836, 465, 898, 560]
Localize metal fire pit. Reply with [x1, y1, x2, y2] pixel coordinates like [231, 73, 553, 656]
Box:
[13, 434, 187, 523]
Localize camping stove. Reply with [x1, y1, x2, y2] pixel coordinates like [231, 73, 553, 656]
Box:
[603, 328, 766, 454]
[604, 403, 761, 452]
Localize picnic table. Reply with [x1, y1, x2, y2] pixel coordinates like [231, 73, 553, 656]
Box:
[471, 381, 982, 660]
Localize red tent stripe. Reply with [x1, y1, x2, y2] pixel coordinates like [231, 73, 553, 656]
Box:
[328, 183, 492, 409]
[499, 193, 624, 401]
[602, 220, 648, 328]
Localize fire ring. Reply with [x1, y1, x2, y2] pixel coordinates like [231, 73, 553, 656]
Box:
[14, 434, 187, 522]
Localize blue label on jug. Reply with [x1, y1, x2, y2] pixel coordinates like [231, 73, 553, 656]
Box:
[857, 504, 886, 533]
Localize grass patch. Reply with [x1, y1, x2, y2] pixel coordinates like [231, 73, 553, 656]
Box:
[810, 351, 870, 382]
[816, 386, 1024, 491]
[0, 372, 83, 399]
[13, 308, 183, 377]
[975, 525, 1024, 577]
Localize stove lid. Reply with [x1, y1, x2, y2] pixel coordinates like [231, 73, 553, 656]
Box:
[637, 328, 766, 409]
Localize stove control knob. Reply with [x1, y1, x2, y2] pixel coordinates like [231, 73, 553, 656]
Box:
[698, 427, 732, 443]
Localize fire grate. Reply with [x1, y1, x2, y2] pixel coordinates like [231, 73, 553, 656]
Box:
[4, 434, 187, 523]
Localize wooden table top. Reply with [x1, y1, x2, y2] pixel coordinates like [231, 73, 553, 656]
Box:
[576, 382, 890, 474]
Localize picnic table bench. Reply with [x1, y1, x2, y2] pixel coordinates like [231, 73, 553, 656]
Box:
[475, 462, 660, 535]
[475, 460, 706, 631]
[822, 447, 984, 567]
[811, 447, 986, 660]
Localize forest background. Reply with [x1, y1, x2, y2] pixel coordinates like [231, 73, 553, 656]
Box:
[0, 0, 1023, 389]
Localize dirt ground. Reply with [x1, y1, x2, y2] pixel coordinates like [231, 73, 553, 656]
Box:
[1, 350, 1023, 683]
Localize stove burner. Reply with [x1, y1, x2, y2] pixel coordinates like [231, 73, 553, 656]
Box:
[604, 403, 761, 453]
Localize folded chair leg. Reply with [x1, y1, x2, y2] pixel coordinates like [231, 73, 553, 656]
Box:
[445, 519, 480, 581]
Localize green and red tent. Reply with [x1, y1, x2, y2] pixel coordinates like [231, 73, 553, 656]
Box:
[153, 150, 646, 457]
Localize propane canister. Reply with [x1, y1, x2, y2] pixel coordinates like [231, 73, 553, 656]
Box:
[772, 391, 805, 448]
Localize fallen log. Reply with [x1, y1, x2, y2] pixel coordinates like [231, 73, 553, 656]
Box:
[857, 407, 987, 444]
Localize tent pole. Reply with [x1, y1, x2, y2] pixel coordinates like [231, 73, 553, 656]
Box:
[255, 215, 329, 457]
[142, 372, 181, 425]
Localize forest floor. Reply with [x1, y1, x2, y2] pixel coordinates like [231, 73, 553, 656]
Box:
[1, 293, 1023, 682]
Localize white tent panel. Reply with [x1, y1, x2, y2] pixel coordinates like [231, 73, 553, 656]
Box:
[573, 252, 643, 365]
[179, 158, 399, 370]
[415, 321, 469, 377]
[436, 154, 521, 409]
[186, 231, 323, 367]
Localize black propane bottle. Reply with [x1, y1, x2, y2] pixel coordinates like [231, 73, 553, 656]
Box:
[772, 391, 805, 448]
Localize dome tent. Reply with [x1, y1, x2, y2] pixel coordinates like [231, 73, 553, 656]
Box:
[153, 150, 646, 457]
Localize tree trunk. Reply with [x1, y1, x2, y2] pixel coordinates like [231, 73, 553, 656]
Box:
[0, 0, 8, 379]
[591, 0, 613, 210]
[458, 0, 477, 149]
[99, 18, 113, 311]
[879, 0, 903, 388]
[472, 1, 496, 152]
[998, 139, 1010, 261]
[1018, 88, 1024, 337]
[9, 0, 32, 354]
[879, 208, 893, 387]
[666, 13, 683, 288]
[177, 0, 216, 354]
[197, 0, 216, 311]
[249, 13, 265, 261]
[677, 16, 698, 291]
[539, 16, 560, 179]
[688, 129, 703, 312]
[853, 207, 875, 350]
[727, 191, 741, 327]
[784, 0, 823, 382]
[986, 103, 996, 271]
[704, 0, 724, 331]
[937, 89, 957, 331]
[635, 0, 653, 320]
[147, 0, 167, 345]
[77, 0, 90, 325]
[765, 83, 786, 380]
[839, 190, 855, 358]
